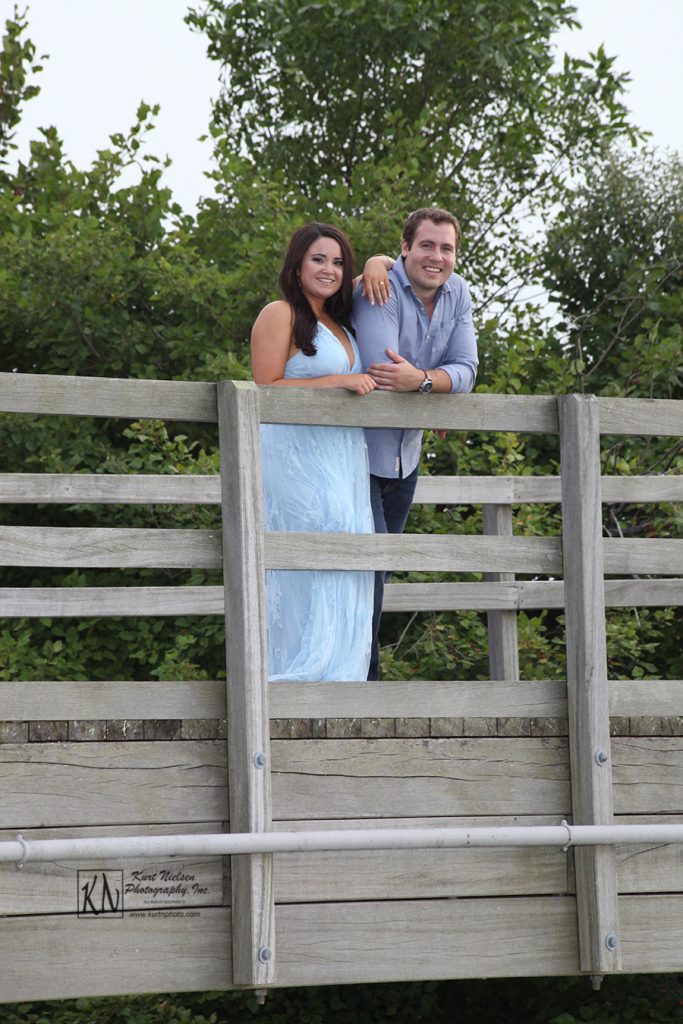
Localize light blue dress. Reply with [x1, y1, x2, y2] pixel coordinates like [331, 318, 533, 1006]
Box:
[260, 323, 374, 681]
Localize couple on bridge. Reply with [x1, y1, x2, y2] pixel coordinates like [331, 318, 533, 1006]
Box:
[251, 207, 479, 682]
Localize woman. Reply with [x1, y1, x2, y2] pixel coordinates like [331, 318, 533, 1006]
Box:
[251, 222, 376, 681]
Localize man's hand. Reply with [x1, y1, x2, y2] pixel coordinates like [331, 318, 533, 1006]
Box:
[367, 348, 425, 392]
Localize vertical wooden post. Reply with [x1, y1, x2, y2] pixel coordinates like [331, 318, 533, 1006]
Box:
[217, 380, 274, 987]
[559, 394, 620, 974]
[483, 504, 519, 680]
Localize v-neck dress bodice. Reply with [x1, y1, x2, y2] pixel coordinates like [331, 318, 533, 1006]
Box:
[260, 322, 373, 681]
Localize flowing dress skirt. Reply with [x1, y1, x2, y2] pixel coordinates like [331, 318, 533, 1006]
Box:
[260, 324, 373, 680]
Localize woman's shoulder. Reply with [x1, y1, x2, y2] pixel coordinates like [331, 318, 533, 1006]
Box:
[254, 299, 293, 328]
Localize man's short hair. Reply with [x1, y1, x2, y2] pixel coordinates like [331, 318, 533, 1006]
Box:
[402, 207, 461, 253]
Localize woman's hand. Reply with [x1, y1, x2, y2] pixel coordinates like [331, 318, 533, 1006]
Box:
[361, 254, 394, 306]
[342, 374, 377, 395]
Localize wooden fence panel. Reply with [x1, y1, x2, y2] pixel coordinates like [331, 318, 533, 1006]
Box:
[1, 378, 682, 999]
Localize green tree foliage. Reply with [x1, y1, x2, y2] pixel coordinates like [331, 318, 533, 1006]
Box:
[541, 146, 683, 680]
[187, 0, 639, 315]
[0, 5, 43, 174]
[543, 146, 683, 399]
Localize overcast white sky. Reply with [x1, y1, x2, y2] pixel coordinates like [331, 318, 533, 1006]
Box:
[5, 0, 682, 214]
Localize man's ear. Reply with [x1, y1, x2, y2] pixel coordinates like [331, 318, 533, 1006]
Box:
[400, 238, 409, 258]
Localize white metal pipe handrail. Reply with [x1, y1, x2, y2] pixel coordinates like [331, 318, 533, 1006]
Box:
[5, 823, 683, 867]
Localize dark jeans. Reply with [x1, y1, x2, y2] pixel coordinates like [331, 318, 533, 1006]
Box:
[368, 466, 419, 680]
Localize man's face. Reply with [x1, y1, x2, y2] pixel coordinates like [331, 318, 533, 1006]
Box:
[401, 219, 457, 297]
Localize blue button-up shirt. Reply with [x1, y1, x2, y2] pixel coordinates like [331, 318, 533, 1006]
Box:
[352, 255, 478, 478]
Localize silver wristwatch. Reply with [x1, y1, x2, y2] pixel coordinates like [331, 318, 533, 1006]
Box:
[417, 372, 433, 394]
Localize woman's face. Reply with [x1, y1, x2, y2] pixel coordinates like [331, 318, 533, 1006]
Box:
[298, 236, 344, 304]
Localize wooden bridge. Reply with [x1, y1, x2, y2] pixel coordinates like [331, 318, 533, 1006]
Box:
[0, 372, 682, 1002]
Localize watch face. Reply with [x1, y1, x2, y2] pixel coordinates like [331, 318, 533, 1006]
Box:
[419, 377, 433, 394]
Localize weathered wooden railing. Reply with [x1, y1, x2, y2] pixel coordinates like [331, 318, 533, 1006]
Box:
[0, 371, 682, 1001]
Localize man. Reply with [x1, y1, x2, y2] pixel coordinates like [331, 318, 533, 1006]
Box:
[352, 206, 479, 679]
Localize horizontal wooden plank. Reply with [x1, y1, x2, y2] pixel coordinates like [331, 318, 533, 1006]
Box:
[609, 680, 683, 718]
[271, 737, 570, 820]
[384, 579, 564, 610]
[0, 526, 222, 568]
[0, 371, 218, 422]
[385, 578, 683, 611]
[269, 680, 567, 721]
[602, 538, 683, 576]
[0, 585, 224, 618]
[413, 476, 562, 504]
[598, 398, 683, 438]
[620, 895, 683, 972]
[269, 679, 679, 722]
[0, 473, 221, 505]
[259, 388, 560, 432]
[2, 576, 680, 621]
[0, 822, 225, 915]
[266, 533, 563, 573]
[0, 680, 226, 721]
[2, 678, 679, 723]
[275, 897, 579, 984]
[613, 737, 683, 813]
[0, 907, 232, 1002]
[273, 815, 568, 902]
[0, 529, 564, 573]
[602, 578, 683, 608]
[3, 472, 680, 507]
[600, 476, 683, 503]
[3, 374, 680, 440]
[0, 741, 227, 829]
[414, 475, 683, 505]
